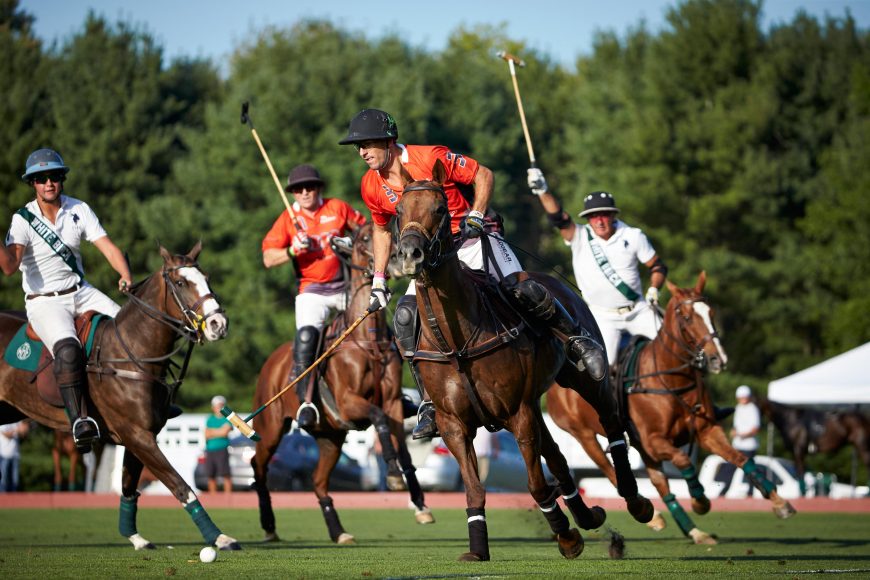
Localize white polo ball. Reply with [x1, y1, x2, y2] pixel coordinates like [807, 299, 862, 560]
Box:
[199, 546, 217, 563]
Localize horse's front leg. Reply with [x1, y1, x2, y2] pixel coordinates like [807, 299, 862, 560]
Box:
[396, 435, 435, 523]
[642, 452, 714, 544]
[251, 411, 290, 542]
[510, 406, 584, 560]
[313, 432, 355, 545]
[120, 426, 240, 550]
[644, 432, 711, 515]
[119, 449, 155, 550]
[439, 414, 489, 562]
[698, 425, 796, 519]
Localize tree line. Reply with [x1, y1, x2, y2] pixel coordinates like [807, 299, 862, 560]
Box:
[2, 0, 868, 419]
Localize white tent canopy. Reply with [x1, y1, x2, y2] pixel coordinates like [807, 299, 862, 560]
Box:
[768, 342, 870, 406]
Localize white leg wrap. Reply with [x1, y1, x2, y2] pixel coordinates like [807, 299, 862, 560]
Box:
[128, 533, 152, 550]
[562, 489, 579, 501]
[467, 515, 486, 523]
[538, 502, 558, 513]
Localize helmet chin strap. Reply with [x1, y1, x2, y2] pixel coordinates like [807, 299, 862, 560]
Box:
[376, 143, 393, 172]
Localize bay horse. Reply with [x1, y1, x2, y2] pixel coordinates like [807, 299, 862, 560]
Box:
[548, 272, 796, 545]
[251, 222, 432, 545]
[761, 398, 870, 494]
[52, 429, 81, 491]
[0, 243, 237, 550]
[393, 161, 652, 562]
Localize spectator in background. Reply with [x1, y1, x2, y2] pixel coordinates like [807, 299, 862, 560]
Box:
[0, 420, 30, 492]
[719, 385, 762, 496]
[205, 395, 232, 494]
[475, 427, 500, 485]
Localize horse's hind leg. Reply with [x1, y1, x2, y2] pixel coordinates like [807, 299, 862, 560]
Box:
[368, 406, 406, 491]
[122, 427, 240, 550]
[313, 432, 355, 545]
[396, 438, 434, 524]
[252, 416, 290, 542]
[119, 449, 155, 550]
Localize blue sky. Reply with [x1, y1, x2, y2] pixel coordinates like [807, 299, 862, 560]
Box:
[23, 1, 870, 70]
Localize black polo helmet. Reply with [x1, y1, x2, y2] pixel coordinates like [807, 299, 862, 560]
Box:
[338, 109, 398, 145]
[21, 148, 70, 182]
[578, 191, 620, 218]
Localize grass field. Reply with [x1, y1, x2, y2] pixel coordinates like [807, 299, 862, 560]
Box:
[1, 508, 868, 578]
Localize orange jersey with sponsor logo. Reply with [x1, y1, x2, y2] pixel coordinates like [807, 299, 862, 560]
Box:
[262, 198, 366, 293]
[360, 144, 479, 234]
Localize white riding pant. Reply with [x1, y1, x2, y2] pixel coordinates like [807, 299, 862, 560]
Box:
[589, 300, 661, 363]
[405, 234, 523, 295]
[25, 285, 121, 354]
[294, 291, 347, 330]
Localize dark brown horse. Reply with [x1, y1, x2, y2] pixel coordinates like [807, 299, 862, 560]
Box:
[548, 272, 796, 545]
[393, 161, 652, 562]
[761, 398, 870, 494]
[0, 243, 236, 549]
[251, 222, 432, 544]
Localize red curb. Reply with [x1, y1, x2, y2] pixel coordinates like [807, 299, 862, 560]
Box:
[1, 492, 868, 512]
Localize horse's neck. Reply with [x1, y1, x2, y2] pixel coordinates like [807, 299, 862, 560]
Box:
[416, 259, 482, 348]
[113, 277, 179, 353]
[648, 310, 690, 366]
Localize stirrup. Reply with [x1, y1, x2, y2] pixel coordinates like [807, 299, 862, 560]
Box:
[296, 402, 320, 429]
[412, 402, 438, 440]
[72, 417, 100, 452]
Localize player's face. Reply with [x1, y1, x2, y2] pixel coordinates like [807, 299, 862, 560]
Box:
[356, 139, 390, 171]
[291, 183, 322, 211]
[31, 171, 65, 204]
[586, 212, 616, 240]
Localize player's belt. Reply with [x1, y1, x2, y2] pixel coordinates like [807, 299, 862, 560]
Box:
[26, 284, 81, 300]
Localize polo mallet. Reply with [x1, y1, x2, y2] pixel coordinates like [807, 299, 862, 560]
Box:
[221, 303, 380, 440]
[496, 51, 537, 167]
[240, 101, 304, 232]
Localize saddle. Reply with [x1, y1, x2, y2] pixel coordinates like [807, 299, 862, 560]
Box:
[612, 335, 650, 427]
[2, 311, 106, 407]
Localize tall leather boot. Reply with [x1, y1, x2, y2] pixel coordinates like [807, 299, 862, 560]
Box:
[293, 326, 320, 430]
[394, 295, 438, 440]
[55, 337, 99, 453]
[503, 275, 608, 381]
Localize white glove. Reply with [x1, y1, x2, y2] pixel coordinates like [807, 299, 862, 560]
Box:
[645, 286, 659, 305]
[331, 236, 352, 253]
[527, 167, 548, 196]
[369, 275, 392, 311]
[291, 232, 310, 256]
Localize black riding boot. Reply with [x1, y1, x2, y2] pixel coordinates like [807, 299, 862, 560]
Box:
[293, 326, 320, 430]
[55, 338, 99, 453]
[394, 295, 439, 440]
[503, 275, 607, 381]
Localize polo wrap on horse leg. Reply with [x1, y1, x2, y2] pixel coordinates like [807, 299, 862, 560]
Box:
[398, 442, 426, 509]
[558, 483, 606, 530]
[394, 295, 437, 439]
[680, 465, 707, 500]
[741, 458, 775, 498]
[371, 410, 399, 466]
[318, 496, 346, 543]
[662, 493, 696, 536]
[537, 486, 570, 534]
[119, 492, 140, 537]
[55, 337, 99, 450]
[184, 499, 221, 545]
[501, 274, 607, 381]
[293, 326, 320, 429]
[254, 466, 276, 534]
[466, 507, 490, 560]
[607, 438, 638, 499]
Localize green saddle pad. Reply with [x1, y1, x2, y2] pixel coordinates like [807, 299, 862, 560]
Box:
[3, 314, 109, 372]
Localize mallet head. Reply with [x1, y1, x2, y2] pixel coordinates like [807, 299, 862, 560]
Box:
[496, 50, 525, 67]
[241, 101, 251, 126]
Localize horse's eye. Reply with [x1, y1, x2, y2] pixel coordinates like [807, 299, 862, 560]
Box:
[176, 279, 184, 287]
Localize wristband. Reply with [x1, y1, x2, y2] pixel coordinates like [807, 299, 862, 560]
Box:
[287, 246, 295, 258]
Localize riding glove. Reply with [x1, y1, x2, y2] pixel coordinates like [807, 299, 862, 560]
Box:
[290, 232, 311, 256]
[645, 286, 659, 305]
[369, 275, 392, 311]
[527, 168, 548, 196]
[331, 236, 352, 253]
[463, 210, 485, 239]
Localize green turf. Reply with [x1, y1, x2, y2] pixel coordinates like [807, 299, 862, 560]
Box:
[0, 506, 868, 578]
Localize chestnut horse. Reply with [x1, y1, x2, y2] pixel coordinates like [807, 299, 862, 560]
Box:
[52, 430, 81, 491]
[251, 223, 432, 545]
[761, 399, 870, 495]
[0, 243, 236, 550]
[548, 272, 796, 545]
[393, 161, 652, 562]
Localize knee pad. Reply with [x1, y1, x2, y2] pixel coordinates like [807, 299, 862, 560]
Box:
[293, 326, 320, 366]
[54, 337, 84, 385]
[393, 295, 419, 358]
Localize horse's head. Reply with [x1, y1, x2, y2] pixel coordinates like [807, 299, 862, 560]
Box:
[664, 271, 728, 374]
[158, 241, 228, 343]
[395, 160, 453, 277]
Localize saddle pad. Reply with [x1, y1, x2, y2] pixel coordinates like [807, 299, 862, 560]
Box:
[2, 313, 109, 372]
[617, 335, 650, 392]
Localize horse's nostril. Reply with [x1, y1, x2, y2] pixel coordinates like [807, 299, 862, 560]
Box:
[412, 248, 423, 260]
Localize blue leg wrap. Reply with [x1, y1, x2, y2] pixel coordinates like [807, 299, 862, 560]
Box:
[184, 500, 221, 545]
[663, 493, 695, 536]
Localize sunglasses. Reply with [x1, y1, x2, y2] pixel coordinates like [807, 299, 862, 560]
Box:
[353, 140, 383, 151]
[32, 173, 65, 184]
[291, 184, 320, 194]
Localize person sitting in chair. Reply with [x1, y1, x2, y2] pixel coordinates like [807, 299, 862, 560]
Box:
[261, 164, 366, 429]
[0, 148, 132, 453]
[340, 109, 608, 439]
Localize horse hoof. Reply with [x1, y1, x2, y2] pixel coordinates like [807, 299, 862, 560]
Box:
[557, 528, 584, 559]
[458, 551, 489, 562]
[691, 496, 711, 515]
[646, 511, 667, 532]
[386, 474, 407, 492]
[627, 495, 655, 524]
[415, 506, 436, 524]
[581, 506, 606, 530]
[216, 534, 242, 551]
[689, 528, 717, 545]
[262, 532, 280, 543]
[336, 533, 355, 545]
[773, 501, 797, 519]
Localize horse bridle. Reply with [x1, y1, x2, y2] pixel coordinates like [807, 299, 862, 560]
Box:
[397, 182, 456, 271]
[670, 297, 719, 371]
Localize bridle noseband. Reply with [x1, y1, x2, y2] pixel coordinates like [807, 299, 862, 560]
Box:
[672, 297, 719, 370]
[397, 182, 455, 270]
[162, 263, 225, 344]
